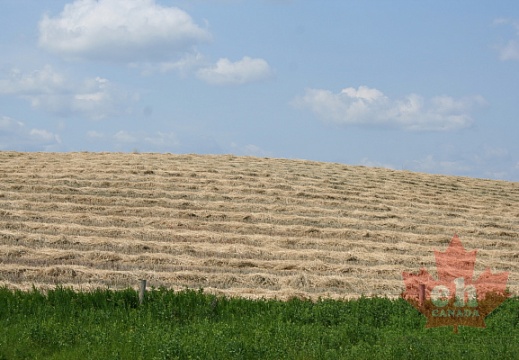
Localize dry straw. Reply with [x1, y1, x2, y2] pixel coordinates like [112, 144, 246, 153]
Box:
[0, 151, 517, 300]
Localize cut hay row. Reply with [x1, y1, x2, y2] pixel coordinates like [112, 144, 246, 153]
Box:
[0, 151, 517, 299]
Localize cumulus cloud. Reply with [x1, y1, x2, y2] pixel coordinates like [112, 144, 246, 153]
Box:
[292, 85, 485, 131]
[113, 130, 137, 143]
[0, 116, 61, 151]
[397, 141, 519, 180]
[144, 132, 179, 147]
[499, 41, 519, 61]
[38, 0, 211, 63]
[197, 57, 272, 85]
[230, 142, 272, 157]
[494, 19, 519, 61]
[134, 52, 206, 75]
[109, 130, 180, 152]
[0, 65, 135, 120]
[482, 145, 508, 160]
[410, 155, 472, 174]
[0, 66, 68, 95]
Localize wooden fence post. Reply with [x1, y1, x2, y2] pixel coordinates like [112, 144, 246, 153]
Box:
[419, 284, 425, 307]
[139, 279, 147, 305]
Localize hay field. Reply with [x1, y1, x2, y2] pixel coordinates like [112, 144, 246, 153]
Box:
[0, 151, 517, 300]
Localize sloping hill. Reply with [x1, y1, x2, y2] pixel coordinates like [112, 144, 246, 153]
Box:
[0, 151, 517, 299]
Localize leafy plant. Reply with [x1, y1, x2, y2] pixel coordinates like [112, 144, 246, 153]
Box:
[0, 287, 517, 359]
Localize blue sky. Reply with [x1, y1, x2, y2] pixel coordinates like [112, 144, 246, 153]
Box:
[1, 0, 519, 181]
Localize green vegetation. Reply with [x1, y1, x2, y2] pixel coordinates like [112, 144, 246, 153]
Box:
[0, 287, 517, 359]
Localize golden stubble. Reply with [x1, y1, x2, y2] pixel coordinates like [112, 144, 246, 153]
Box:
[0, 151, 517, 300]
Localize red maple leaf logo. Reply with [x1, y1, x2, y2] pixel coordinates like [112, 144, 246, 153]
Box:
[402, 235, 510, 332]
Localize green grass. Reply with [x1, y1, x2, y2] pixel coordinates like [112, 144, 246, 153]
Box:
[0, 287, 517, 359]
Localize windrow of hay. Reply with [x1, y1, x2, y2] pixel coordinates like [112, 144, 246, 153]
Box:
[0, 151, 517, 300]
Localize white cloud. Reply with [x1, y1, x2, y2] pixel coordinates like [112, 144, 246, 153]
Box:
[144, 132, 179, 147]
[483, 171, 508, 180]
[408, 145, 518, 180]
[413, 155, 472, 173]
[499, 40, 519, 61]
[0, 66, 68, 95]
[29, 128, 59, 142]
[0, 116, 61, 151]
[293, 86, 485, 131]
[110, 130, 181, 152]
[38, 0, 211, 63]
[113, 130, 137, 143]
[494, 19, 519, 61]
[482, 145, 508, 160]
[229, 142, 272, 157]
[0, 66, 135, 120]
[197, 57, 272, 85]
[134, 51, 206, 76]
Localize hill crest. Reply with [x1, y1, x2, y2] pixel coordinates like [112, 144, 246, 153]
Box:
[0, 151, 517, 299]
